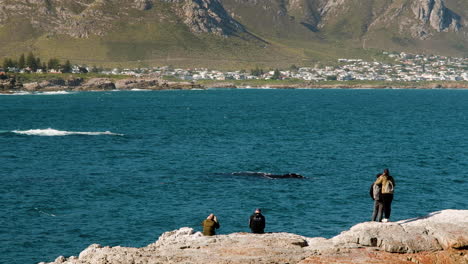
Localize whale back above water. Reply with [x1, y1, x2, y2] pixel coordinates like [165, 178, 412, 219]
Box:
[222, 172, 305, 179]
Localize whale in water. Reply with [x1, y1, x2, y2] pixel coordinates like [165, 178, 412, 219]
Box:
[226, 172, 305, 179]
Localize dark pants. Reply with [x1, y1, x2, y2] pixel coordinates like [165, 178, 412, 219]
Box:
[251, 229, 264, 234]
[372, 200, 384, 222]
[382, 193, 394, 219]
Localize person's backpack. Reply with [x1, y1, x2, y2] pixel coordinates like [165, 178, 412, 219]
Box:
[384, 180, 394, 193]
[372, 183, 382, 201]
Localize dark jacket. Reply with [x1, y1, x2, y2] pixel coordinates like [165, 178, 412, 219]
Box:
[249, 213, 266, 233]
[201, 219, 220, 236]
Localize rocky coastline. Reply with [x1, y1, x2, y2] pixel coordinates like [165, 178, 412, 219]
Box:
[41, 209, 467, 264]
[0, 77, 203, 94]
[2, 76, 468, 94]
[204, 81, 468, 90]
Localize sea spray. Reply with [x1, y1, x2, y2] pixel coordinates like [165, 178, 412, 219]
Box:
[11, 128, 124, 136]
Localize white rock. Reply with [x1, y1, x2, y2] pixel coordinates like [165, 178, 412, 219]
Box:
[332, 209, 468, 253]
[42, 210, 468, 264]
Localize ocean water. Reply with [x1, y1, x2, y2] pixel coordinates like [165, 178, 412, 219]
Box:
[1, 89, 467, 263]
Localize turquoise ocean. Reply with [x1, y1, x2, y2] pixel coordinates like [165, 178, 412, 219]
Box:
[1, 89, 467, 263]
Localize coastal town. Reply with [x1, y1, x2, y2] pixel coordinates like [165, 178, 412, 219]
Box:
[136, 52, 468, 83]
[1, 52, 467, 84]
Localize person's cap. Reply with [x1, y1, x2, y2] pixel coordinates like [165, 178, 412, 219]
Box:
[255, 208, 261, 212]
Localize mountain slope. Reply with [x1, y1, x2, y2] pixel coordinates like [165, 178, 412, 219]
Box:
[0, 0, 466, 68]
[0, 0, 290, 68]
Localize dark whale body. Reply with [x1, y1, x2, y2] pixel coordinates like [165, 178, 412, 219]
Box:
[267, 173, 305, 179]
[228, 172, 305, 179]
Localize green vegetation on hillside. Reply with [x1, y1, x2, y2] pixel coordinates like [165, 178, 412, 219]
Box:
[2, 53, 74, 73]
[14, 73, 128, 83]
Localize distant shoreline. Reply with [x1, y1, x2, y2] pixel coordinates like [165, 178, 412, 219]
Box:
[2, 75, 468, 94]
[204, 84, 468, 90]
[201, 80, 468, 90]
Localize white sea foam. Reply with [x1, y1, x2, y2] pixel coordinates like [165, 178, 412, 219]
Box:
[252, 87, 274, 89]
[12, 128, 123, 136]
[0, 91, 32, 95]
[34, 208, 56, 217]
[1, 91, 75, 95]
[37, 91, 74, 95]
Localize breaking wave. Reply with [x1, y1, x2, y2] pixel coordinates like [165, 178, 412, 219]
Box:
[0, 91, 32, 96]
[0, 91, 76, 96]
[36, 91, 75, 95]
[10, 128, 124, 136]
[130, 88, 150, 91]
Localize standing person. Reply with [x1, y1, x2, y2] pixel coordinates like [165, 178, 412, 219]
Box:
[249, 208, 266, 234]
[370, 173, 384, 222]
[201, 213, 220, 236]
[374, 169, 395, 222]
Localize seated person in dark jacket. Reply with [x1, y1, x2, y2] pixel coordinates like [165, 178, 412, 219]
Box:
[249, 208, 266, 234]
[201, 213, 220, 236]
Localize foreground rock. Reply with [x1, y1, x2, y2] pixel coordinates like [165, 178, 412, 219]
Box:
[332, 210, 468, 253]
[42, 210, 468, 264]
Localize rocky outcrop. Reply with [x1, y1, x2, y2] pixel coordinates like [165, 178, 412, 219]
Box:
[412, 0, 461, 32]
[316, 0, 346, 27]
[0, 75, 22, 91]
[114, 77, 202, 90]
[78, 78, 116, 91]
[134, 0, 153, 11]
[179, 0, 245, 36]
[20, 78, 85, 91]
[0, 0, 113, 38]
[114, 78, 161, 90]
[0, 77, 205, 93]
[41, 210, 468, 264]
[332, 210, 468, 253]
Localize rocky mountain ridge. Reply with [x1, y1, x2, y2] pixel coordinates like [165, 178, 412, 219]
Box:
[0, 0, 464, 38]
[0, 0, 246, 37]
[412, 0, 461, 37]
[0, 0, 466, 66]
[39, 209, 468, 264]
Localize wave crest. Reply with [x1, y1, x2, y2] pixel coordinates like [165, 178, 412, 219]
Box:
[11, 128, 123, 136]
[37, 91, 74, 95]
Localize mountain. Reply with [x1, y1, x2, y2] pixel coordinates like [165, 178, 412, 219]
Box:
[0, 0, 466, 68]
